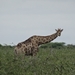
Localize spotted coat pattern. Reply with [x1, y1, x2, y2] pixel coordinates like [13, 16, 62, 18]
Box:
[14, 29, 63, 56]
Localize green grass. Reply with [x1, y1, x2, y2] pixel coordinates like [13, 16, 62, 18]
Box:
[0, 46, 75, 75]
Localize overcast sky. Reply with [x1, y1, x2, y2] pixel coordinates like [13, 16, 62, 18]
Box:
[0, 0, 75, 45]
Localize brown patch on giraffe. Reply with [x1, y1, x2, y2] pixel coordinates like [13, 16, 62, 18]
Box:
[17, 43, 22, 48]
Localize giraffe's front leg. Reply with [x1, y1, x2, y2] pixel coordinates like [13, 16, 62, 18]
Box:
[32, 48, 38, 56]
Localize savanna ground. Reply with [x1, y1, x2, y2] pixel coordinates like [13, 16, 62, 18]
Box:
[0, 43, 75, 75]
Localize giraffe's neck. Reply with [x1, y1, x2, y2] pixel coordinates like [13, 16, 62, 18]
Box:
[48, 32, 58, 41]
[38, 32, 58, 45]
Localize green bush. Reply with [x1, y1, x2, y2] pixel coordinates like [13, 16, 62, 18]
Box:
[0, 44, 75, 75]
[40, 42, 65, 49]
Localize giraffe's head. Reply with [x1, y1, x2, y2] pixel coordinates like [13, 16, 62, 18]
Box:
[55, 28, 63, 36]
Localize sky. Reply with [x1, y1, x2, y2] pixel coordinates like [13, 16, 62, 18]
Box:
[0, 0, 75, 45]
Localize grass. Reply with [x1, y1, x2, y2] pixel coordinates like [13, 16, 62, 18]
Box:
[0, 46, 75, 75]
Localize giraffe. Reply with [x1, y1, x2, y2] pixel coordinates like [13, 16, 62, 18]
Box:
[14, 28, 63, 56]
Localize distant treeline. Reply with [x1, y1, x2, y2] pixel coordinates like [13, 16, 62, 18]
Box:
[0, 44, 14, 50]
[0, 42, 75, 49]
[40, 42, 75, 49]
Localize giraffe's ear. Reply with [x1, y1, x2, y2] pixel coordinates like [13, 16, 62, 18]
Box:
[61, 29, 63, 31]
[55, 29, 57, 31]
